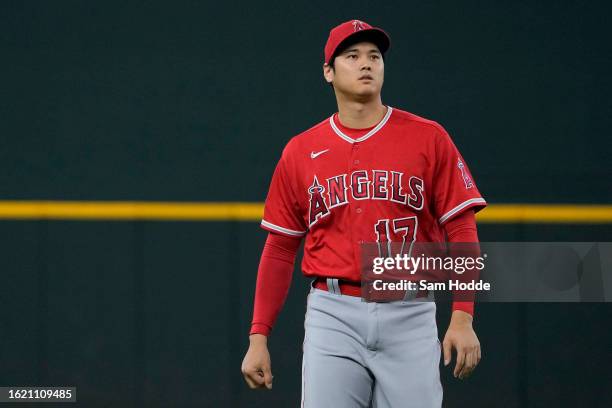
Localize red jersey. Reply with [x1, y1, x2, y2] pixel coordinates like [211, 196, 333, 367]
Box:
[261, 106, 486, 282]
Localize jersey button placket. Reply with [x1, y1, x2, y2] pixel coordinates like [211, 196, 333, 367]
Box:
[350, 143, 360, 171]
[348, 143, 364, 250]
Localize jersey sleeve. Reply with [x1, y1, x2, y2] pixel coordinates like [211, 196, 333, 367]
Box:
[433, 128, 487, 225]
[261, 147, 308, 237]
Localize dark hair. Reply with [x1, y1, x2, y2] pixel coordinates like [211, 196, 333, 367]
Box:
[329, 30, 387, 66]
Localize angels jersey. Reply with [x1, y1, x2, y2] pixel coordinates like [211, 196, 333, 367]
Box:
[261, 106, 486, 282]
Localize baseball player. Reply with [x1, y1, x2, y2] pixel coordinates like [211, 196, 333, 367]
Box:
[241, 19, 486, 407]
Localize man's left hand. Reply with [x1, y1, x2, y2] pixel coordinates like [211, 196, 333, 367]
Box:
[442, 310, 481, 380]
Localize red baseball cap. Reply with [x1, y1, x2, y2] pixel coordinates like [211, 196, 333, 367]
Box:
[324, 19, 390, 65]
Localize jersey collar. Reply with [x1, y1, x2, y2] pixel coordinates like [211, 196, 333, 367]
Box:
[329, 106, 393, 144]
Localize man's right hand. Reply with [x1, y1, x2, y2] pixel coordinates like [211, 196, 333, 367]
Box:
[241, 334, 273, 390]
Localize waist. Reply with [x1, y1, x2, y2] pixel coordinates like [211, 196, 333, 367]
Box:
[313, 277, 430, 300]
[313, 278, 363, 297]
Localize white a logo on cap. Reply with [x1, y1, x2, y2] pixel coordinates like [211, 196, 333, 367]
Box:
[352, 20, 366, 31]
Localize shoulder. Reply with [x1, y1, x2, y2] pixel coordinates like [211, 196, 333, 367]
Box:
[281, 116, 332, 157]
[389, 107, 449, 138]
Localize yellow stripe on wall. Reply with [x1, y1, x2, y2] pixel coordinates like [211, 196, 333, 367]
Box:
[0, 201, 610, 223]
[0, 201, 263, 221]
[476, 204, 612, 223]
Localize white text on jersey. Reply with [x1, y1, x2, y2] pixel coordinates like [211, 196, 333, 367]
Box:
[308, 170, 425, 227]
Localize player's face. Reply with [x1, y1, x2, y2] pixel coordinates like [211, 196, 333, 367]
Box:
[324, 41, 384, 100]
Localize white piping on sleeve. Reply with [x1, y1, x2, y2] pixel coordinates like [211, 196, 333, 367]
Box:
[439, 198, 487, 224]
[261, 219, 307, 236]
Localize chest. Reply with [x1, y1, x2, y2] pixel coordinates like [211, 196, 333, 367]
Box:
[300, 136, 433, 197]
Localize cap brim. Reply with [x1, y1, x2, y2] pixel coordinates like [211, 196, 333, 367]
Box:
[329, 28, 390, 64]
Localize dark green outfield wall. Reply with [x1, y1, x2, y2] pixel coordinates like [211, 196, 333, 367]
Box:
[2, 223, 612, 407]
[1, 1, 611, 407]
[2, 1, 611, 202]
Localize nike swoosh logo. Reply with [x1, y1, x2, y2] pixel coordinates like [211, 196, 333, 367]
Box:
[310, 149, 330, 159]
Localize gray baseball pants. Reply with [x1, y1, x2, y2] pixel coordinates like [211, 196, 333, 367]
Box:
[301, 280, 443, 408]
